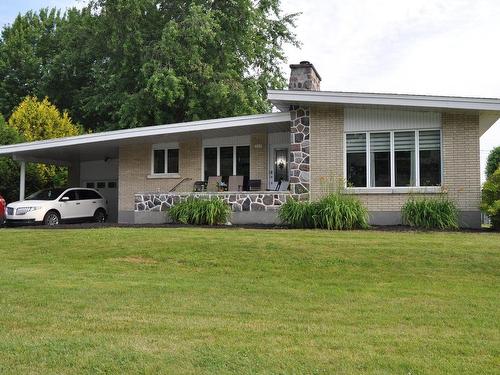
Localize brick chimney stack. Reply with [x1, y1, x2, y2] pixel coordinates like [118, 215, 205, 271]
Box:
[288, 61, 321, 91]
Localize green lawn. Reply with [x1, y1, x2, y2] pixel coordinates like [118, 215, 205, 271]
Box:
[0, 228, 498, 374]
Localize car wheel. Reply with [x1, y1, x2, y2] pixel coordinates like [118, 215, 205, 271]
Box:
[94, 209, 106, 223]
[43, 211, 60, 226]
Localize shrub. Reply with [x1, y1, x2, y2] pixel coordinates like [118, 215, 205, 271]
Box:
[277, 198, 318, 228]
[168, 197, 231, 225]
[314, 193, 369, 230]
[278, 193, 368, 230]
[401, 196, 459, 230]
[481, 168, 500, 230]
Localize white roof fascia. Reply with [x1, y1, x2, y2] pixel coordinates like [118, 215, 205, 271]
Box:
[267, 90, 500, 112]
[0, 112, 291, 156]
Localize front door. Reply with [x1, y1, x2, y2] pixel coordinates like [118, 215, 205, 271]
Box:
[268, 145, 289, 190]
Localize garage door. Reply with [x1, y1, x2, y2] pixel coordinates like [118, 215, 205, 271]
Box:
[84, 180, 118, 222]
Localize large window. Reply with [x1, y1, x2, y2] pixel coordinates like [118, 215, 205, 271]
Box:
[394, 132, 416, 187]
[152, 144, 179, 175]
[345, 130, 441, 188]
[370, 132, 390, 187]
[204, 148, 218, 180]
[203, 145, 251, 181]
[419, 130, 441, 186]
[346, 133, 367, 187]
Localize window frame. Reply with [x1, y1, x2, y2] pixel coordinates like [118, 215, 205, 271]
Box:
[344, 129, 443, 191]
[150, 143, 180, 178]
[202, 145, 251, 180]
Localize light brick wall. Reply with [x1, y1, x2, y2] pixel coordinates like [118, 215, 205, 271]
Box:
[119, 134, 269, 211]
[442, 112, 481, 210]
[118, 138, 202, 211]
[250, 133, 268, 187]
[310, 105, 344, 200]
[309, 106, 481, 214]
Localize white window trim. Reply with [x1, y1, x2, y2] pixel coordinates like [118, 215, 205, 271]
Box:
[345, 129, 442, 191]
[149, 143, 180, 179]
[201, 145, 250, 180]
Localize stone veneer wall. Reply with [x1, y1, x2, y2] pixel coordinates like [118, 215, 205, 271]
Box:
[289, 106, 311, 200]
[135, 192, 291, 212]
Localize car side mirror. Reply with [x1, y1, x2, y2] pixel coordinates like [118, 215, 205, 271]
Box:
[60, 196, 70, 202]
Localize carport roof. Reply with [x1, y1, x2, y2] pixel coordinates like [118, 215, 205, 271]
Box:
[0, 112, 291, 165]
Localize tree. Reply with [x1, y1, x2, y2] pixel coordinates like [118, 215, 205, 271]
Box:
[0, 1, 299, 131]
[485, 146, 500, 179]
[0, 115, 43, 203]
[9, 96, 81, 141]
[481, 167, 500, 230]
[0, 9, 64, 118]
[8, 96, 82, 187]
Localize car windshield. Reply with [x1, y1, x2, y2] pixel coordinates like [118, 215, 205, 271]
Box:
[25, 188, 67, 201]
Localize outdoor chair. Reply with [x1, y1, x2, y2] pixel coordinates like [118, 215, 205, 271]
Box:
[206, 176, 222, 192]
[248, 179, 261, 191]
[228, 176, 245, 192]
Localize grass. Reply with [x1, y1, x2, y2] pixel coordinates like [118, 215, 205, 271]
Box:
[0, 227, 498, 374]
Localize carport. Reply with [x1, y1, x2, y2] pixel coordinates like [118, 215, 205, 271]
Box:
[0, 138, 120, 221]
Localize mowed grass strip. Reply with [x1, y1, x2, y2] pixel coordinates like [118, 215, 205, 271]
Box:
[0, 228, 498, 374]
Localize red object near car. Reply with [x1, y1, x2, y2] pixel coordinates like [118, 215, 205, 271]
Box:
[0, 194, 5, 223]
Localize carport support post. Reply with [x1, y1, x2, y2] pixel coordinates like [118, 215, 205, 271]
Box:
[19, 161, 26, 201]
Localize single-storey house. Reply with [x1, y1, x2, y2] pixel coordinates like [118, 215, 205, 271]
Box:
[1, 62, 499, 227]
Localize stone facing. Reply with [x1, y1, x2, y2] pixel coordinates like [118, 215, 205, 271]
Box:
[288, 62, 321, 91]
[289, 105, 311, 200]
[134, 192, 291, 213]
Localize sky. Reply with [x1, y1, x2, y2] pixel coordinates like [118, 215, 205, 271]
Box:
[1, 0, 499, 179]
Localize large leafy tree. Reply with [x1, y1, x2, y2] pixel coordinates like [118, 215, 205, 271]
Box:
[485, 146, 500, 179]
[0, 0, 298, 131]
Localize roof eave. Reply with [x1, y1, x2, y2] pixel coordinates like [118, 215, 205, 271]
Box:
[0, 112, 291, 156]
[267, 89, 500, 112]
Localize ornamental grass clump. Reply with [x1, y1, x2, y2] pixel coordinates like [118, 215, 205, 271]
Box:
[168, 197, 231, 225]
[277, 198, 317, 228]
[401, 196, 459, 230]
[278, 193, 368, 230]
[314, 193, 369, 230]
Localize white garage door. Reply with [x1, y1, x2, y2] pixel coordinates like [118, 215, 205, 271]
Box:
[84, 180, 118, 222]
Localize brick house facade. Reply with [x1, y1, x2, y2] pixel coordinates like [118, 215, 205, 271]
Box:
[1, 61, 498, 227]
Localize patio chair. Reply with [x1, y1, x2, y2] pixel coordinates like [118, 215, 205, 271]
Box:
[206, 176, 222, 192]
[248, 179, 261, 191]
[193, 180, 206, 192]
[228, 176, 245, 192]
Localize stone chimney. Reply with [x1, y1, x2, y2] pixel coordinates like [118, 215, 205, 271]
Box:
[288, 61, 321, 91]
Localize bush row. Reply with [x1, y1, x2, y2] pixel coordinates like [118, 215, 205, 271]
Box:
[167, 193, 462, 230]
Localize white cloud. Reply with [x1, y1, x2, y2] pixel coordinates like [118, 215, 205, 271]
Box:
[281, 0, 500, 180]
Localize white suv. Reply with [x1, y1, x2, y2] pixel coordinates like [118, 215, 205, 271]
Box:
[5, 188, 108, 226]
